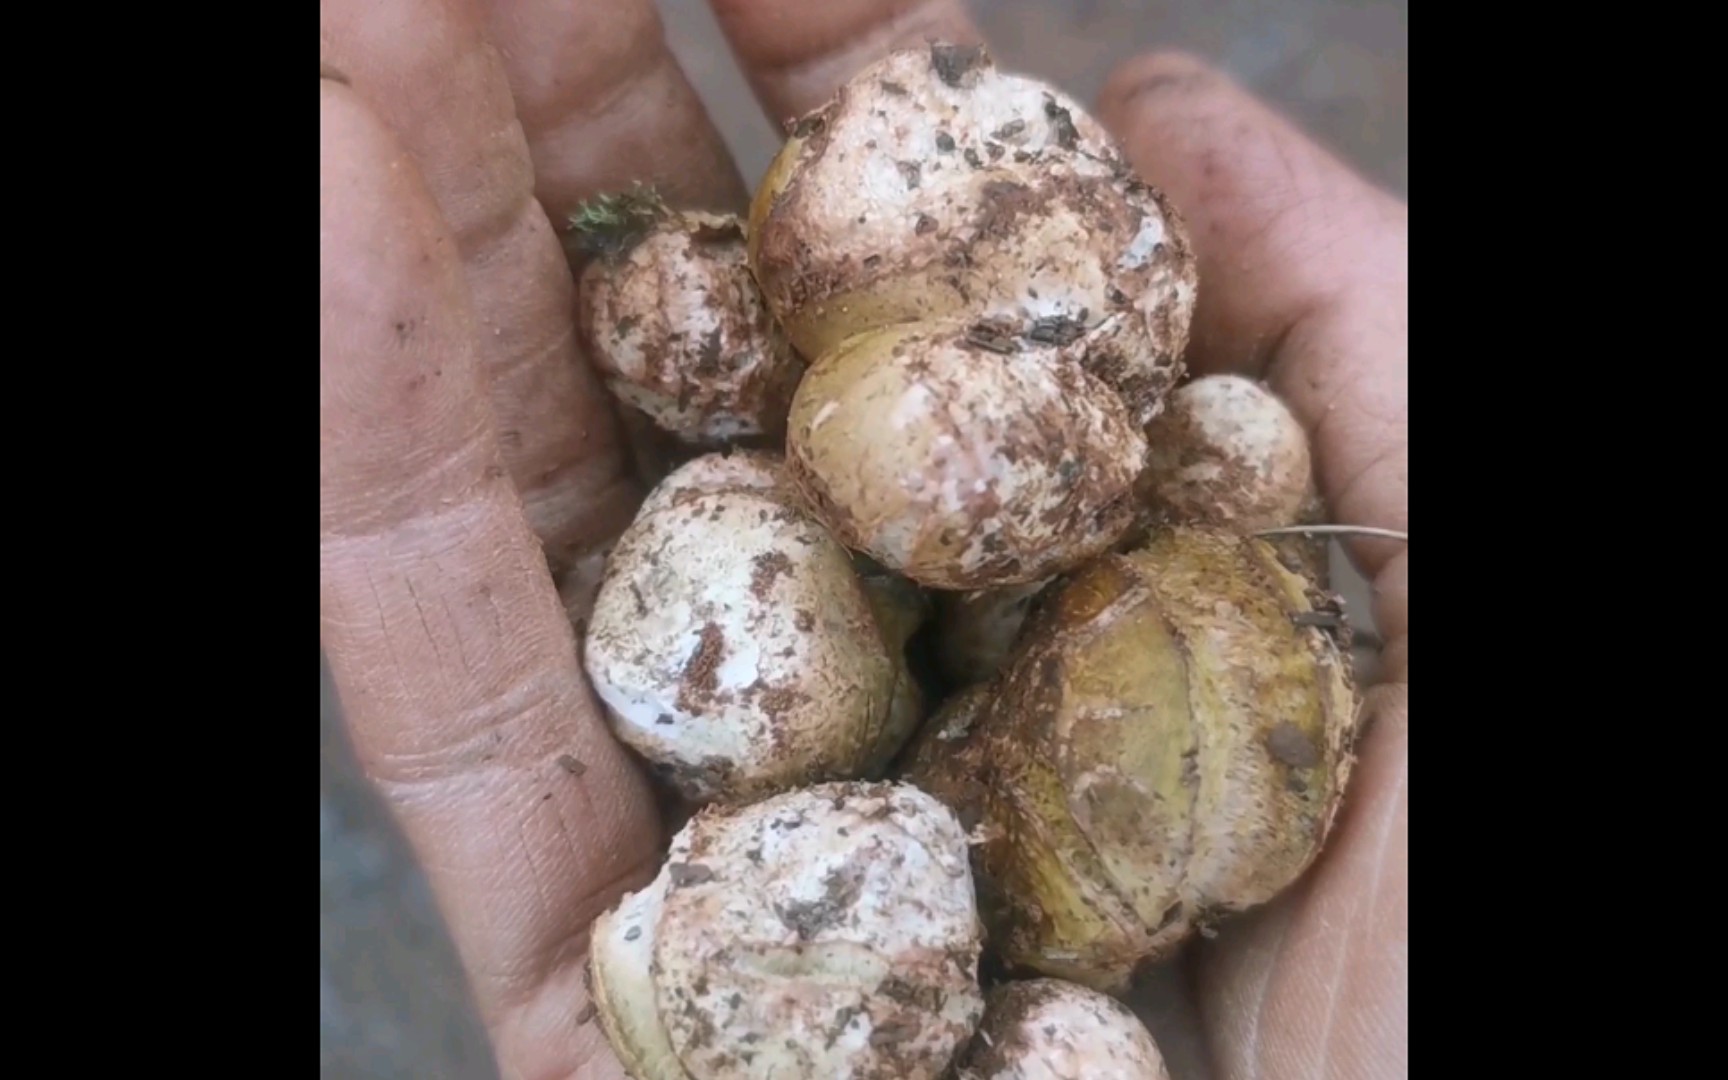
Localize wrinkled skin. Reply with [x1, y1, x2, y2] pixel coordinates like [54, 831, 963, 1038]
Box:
[320, 3, 1406, 1078]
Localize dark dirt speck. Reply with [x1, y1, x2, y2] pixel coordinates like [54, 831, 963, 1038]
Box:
[774, 865, 864, 940]
[825, 1004, 863, 1048]
[1043, 95, 1080, 149]
[869, 1015, 921, 1048]
[668, 863, 717, 888]
[930, 43, 987, 87]
[790, 112, 827, 139]
[1027, 314, 1087, 347]
[1265, 722, 1321, 768]
[965, 322, 1019, 354]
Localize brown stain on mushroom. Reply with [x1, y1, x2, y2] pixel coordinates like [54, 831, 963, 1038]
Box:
[676, 623, 727, 713]
[750, 550, 795, 600]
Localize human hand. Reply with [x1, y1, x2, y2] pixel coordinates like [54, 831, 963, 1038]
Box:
[319, 2, 1407, 1078]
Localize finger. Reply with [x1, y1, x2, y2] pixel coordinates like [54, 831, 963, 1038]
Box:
[1097, 53, 1407, 601]
[477, 0, 749, 227]
[321, 0, 641, 596]
[707, 0, 983, 122]
[320, 81, 651, 1079]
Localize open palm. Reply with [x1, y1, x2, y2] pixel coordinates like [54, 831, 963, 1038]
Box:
[319, 2, 1407, 1077]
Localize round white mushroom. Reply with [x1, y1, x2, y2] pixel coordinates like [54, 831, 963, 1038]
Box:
[582, 452, 925, 802]
[955, 979, 1170, 1080]
[784, 322, 1148, 591]
[1138, 374, 1312, 533]
[577, 208, 804, 449]
[590, 781, 987, 1079]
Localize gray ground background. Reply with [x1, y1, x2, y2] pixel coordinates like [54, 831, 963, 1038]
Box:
[321, 3, 1407, 1076]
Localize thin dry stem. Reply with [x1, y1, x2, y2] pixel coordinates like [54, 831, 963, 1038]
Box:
[1253, 525, 1408, 543]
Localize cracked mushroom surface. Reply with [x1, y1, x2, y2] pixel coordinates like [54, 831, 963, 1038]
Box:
[589, 781, 987, 1080]
[582, 452, 924, 802]
[576, 208, 804, 450]
[747, 43, 1197, 591]
[954, 979, 1169, 1080]
[910, 528, 1361, 991]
